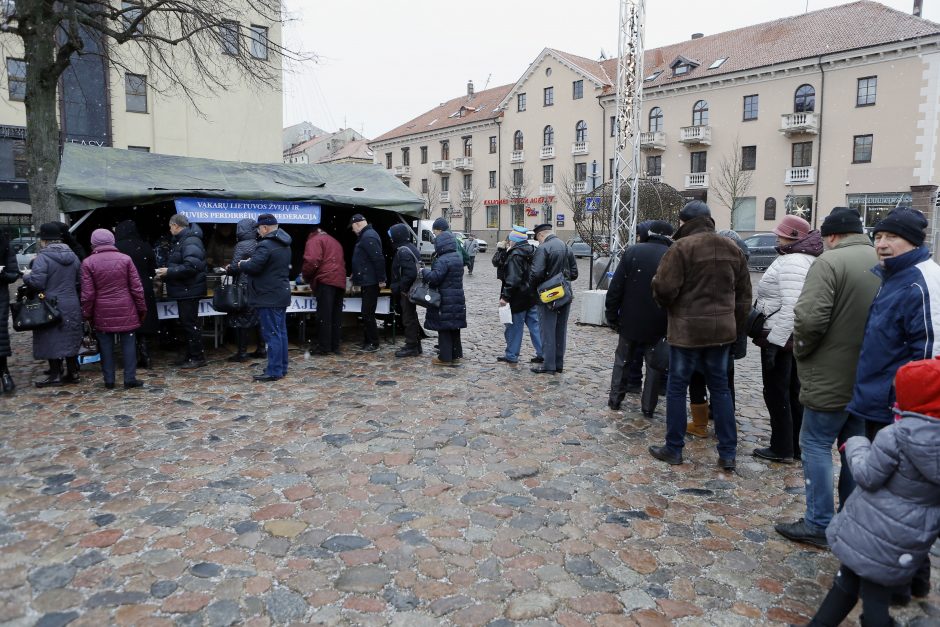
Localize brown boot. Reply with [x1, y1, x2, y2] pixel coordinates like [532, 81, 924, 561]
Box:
[686, 402, 709, 438]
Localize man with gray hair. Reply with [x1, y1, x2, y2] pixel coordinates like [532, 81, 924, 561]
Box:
[156, 214, 207, 368]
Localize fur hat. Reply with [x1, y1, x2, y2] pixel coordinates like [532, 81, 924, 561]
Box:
[38, 222, 62, 241]
[895, 357, 940, 419]
[820, 207, 864, 236]
[90, 228, 115, 248]
[871, 207, 927, 247]
[256, 213, 278, 226]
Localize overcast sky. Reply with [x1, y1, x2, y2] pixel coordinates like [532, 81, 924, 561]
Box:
[281, 0, 939, 139]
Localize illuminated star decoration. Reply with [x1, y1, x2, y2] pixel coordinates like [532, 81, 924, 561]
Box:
[790, 204, 810, 218]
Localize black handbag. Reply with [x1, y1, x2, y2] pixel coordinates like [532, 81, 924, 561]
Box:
[409, 281, 441, 308]
[745, 302, 780, 340]
[644, 337, 670, 372]
[212, 276, 247, 313]
[11, 292, 61, 331]
[537, 273, 573, 310]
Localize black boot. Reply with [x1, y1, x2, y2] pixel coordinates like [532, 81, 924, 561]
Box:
[641, 367, 664, 418]
[62, 357, 80, 384]
[35, 359, 63, 388]
[137, 336, 152, 369]
[228, 329, 249, 362]
[0, 357, 13, 394]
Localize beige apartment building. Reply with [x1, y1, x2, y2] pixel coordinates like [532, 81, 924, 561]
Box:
[370, 1, 940, 250]
[0, 6, 282, 234]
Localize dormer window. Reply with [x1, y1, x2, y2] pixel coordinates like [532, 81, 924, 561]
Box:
[674, 65, 690, 76]
[669, 55, 699, 77]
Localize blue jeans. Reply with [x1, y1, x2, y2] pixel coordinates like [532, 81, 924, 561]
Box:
[97, 331, 138, 384]
[800, 408, 863, 531]
[258, 307, 288, 378]
[504, 306, 542, 362]
[665, 345, 737, 460]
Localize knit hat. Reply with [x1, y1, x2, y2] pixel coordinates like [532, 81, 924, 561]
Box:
[532, 223, 553, 234]
[679, 200, 710, 221]
[820, 207, 864, 236]
[895, 357, 940, 419]
[508, 225, 527, 243]
[256, 213, 278, 226]
[432, 217, 449, 231]
[871, 207, 927, 247]
[773, 214, 811, 239]
[38, 222, 62, 241]
[636, 220, 653, 242]
[90, 228, 114, 248]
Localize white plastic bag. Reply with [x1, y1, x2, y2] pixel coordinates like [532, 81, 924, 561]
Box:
[498, 304, 513, 325]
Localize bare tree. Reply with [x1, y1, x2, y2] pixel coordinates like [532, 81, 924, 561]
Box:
[417, 177, 440, 219]
[711, 139, 754, 230]
[1, 0, 310, 226]
[460, 184, 483, 233]
[502, 175, 531, 228]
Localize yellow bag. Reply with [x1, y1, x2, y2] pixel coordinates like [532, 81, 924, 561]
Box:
[539, 283, 567, 304]
[537, 273, 572, 309]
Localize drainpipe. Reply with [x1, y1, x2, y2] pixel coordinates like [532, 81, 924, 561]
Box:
[496, 118, 502, 242]
[598, 93, 607, 187]
[813, 54, 826, 230]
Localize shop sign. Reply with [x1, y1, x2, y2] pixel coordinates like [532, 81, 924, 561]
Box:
[525, 207, 539, 217]
[175, 197, 321, 224]
[484, 195, 555, 206]
[556, 214, 565, 227]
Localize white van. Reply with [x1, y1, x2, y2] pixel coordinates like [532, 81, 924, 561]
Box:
[414, 219, 436, 262]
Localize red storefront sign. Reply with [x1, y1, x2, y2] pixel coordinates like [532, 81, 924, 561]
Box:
[483, 196, 556, 206]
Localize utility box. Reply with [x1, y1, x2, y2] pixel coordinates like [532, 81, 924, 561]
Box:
[579, 289, 608, 326]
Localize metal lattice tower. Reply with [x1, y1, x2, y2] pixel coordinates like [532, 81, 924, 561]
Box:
[609, 0, 645, 258]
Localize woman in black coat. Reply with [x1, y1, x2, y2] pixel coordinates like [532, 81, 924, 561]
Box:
[421, 230, 466, 366]
[114, 220, 158, 367]
[0, 231, 20, 394]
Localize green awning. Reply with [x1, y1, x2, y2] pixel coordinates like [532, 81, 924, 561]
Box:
[55, 144, 425, 217]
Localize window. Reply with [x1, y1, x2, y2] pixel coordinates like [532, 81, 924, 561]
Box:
[440, 140, 449, 160]
[486, 205, 499, 228]
[6, 58, 25, 101]
[690, 151, 707, 173]
[543, 125, 554, 146]
[463, 174, 472, 190]
[674, 64, 689, 76]
[248, 25, 268, 59]
[440, 176, 449, 192]
[488, 171, 496, 189]
[692, 100, 708, 126]
[127, 146, 150, 152]
[575, 162, 587, 182]
[420, 146, 428, 164]
[513, 130, 523, 151]
[610, 115, 616, 137]
[401, 148, 409, 166]
[517, 93, 526, 112]
[512, 168, 523, 187]
[644, 71, 662, 82]
[125, 73, 148, 113]
[708, 57, 728, 70]
[421, 179, 428, 193]
[609, 158, 615, 179]
[572, 80, 583, 100]
[853, 135, 873, 163]
[741, 145, 756, 171]
[462, 136, 472, 157]
[743, 95, 758, 121]
[220, 20, 239, 55]
[543, 165, 553, 184]
[512, 204, 524, 225]
[648, 107, 663, 132]
[792, 141, 813, 167]
[857, 77, 877, 107]
[794, 84, 815, 113]
[543, 86, 554, 106]
[646, 155, 662, 177]
[489, 136, 497, 153]
[575, 120, 587, 143]
[385, 152, 392, 169]
[121, 1, 143, 35]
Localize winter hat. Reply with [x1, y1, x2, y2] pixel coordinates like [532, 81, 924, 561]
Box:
[648, 220, 675, 237]
[348, 213, 366, 227]
[38, 222, 62, 241]
[533, 223, 553, 234]
[90, 228, 115, 248]
[679, 200, 710, 221]
[256, 213, 278, 226]
[432, 217, 449, 231]
[636, 220, 653, 242]
[894, 357, 940, 419]
[773, 214, 811, 240]
[820, 207, 864, 236]
[871, 207, 927, 247]
[508, 225, 527, 243]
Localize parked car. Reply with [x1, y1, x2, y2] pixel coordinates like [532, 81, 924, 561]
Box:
[9, 236, 36, 255]
[742, 233, 779, 271]
[453, 232, 487, 253]
[567, 237, 593, 258]
[16, 240, 37, 271]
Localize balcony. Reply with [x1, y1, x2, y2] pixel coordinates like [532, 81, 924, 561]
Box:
[785, 166, 816, 185]
[392, 166, 411, 179]
[571, 141, 590, 155]
[510, 150, 524, 163]
[453, 156, 474, 171]
[509, 186, 524, 199]
[639, 131, 667, 150]
[679, 126, 712, 145]
[569, 181, 587, 194]
[540, 146, 555, 159]
[684, 172, 710, 189]
[459, 189, 474, 203]
[644, 175, 663, 184]
[539, 183, 555, 196]
[779, 112, 819, 135]
[431, 160, 453, 173]
[439, 191, 450, 203]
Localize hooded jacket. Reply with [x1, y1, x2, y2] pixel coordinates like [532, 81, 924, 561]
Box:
[389, 223, 420, 296]
[351, 224, 386, 287]
[165, 225, 207, 299]
[501, 241, 538, 314]
[847, 246, 940, 424]
[114, 220, 158, 334]
[652, 216, 751, 348]
[237, 227, 292, 308]
[23, 243, 83, 359]
[754, 231, 823, 349]
[605, 234, 672, 343]
[421, 231, 466, 330]
[827, 413, 940, 586]
[81, 245, 147, 333]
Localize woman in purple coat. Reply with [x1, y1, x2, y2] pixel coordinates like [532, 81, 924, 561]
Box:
[81, 229, 147, 389]
[23, 222, 83, 387]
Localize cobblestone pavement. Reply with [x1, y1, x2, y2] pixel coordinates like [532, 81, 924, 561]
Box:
[1, 253, 937, 627]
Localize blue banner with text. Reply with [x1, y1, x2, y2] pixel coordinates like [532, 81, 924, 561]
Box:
[174, 197, 321, 225]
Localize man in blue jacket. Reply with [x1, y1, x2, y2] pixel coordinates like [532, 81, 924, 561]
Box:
[236, 214, 292, 382]
[350, 214, 387, 352]
[847, 207, 940, 439]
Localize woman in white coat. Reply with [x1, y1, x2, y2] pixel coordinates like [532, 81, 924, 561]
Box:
[752, 215, 823, 463]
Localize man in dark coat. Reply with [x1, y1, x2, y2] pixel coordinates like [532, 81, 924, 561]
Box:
[389, 223, 422, 358]
[649, 201, 751, 470]
[497, 225, 542, 364]
[156, 214, 207, 368]
[606, 220, 673, 413]
[529, 223, 578, 374]
[349, 214, 386, 352]
[236, 214, 292, 382]
[302, 223, 347, 355]
[114, 220, 158, 368]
